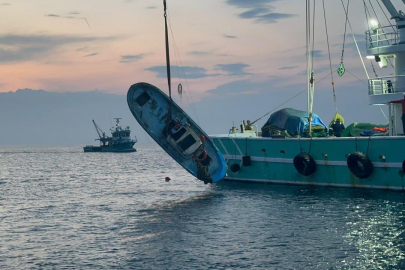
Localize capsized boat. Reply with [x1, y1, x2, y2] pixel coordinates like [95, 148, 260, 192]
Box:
[126, 0, 225, 184]
[127, 82, 226, 183]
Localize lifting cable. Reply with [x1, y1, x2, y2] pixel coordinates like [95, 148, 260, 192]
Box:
[339, 0, 369, 79]
[338, 0, 350, 77]
[167, 10, 201, 125]
[322, 0, 338, 114]
[375, 0, 396, 33]
[368, 0, 394, 68]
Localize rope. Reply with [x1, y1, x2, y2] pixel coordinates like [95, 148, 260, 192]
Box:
[340, 0, 350, 64]
[311, 0, 316, 71]
[370, 60, 378, 77]
[375, 0, 396, 33]
[345, 69, 368, 85]
[251, 69, 337, 125]
[368, 0, 394, 68]
[167, 11, 201, 125]
[340, 0, 370, 80]
[322, 0, 338, 114]
[367, 136, 371, 155]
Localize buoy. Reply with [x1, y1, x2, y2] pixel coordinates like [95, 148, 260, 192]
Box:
[199, 134, 206, 143]
[165, 177, 171, 182]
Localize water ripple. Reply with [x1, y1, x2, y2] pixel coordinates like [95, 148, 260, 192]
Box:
[0, 145, 404, 269]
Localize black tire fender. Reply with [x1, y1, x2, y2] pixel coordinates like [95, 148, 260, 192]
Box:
[230, 163, 241, 173]
[347, 152, 373, 179]
[402, 160, 405, 172]
[293, 152, 317, 176]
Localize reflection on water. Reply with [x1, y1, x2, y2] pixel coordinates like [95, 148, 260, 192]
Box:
[0, 145, 404, 269]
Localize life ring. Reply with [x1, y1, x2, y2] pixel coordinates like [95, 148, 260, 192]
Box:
[230, 163, 241, 173]
[293, 152, 316, 176]
[193, 146, 207, 162]
[347, 152, 373, 179]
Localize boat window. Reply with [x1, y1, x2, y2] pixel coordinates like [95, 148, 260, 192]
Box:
[136, 91, 151, 106]
[178, 134, 197, 151]
[171, 127, 187, 141]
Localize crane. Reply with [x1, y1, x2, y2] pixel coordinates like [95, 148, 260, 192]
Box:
[92, 120, 106, 140]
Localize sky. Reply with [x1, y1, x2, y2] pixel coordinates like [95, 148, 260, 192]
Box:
[1, 0, 405, 144]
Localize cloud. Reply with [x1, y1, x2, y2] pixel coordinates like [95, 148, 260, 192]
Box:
[145, 66, 220, 79]
[311, 50, 323, 58]
[238, 8, 296, 23]
[45, 14, 60, 17]
[239, 8, 269, 18]
[226, 0, 277, 8]
[120, 54, 144, 63]
[1, 3, 11, 6]
[0, 34, 113, 62]
[279, 66, 298, 70]
[69, 11, 81, 15]
[224, 34, 237, 39]
[254, 12, 297, 23]
[226, 0, 296, 24]
[147, 6, 157, 9]
[188, 51, 209, 56]
[76, 47, 88, 52]
[206, 80, 270, 97]
[214, 63, 251, 76]
[84, 53, 98, 57]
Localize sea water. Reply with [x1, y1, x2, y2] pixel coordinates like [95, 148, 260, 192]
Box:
[0, 145, 404, 269]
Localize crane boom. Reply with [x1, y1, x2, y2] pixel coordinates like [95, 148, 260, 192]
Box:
[92, 120, 105, 139]
[381, 0, 404, 21]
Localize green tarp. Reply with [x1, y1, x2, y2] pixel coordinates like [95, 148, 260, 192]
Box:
[341, 123, 388, 137]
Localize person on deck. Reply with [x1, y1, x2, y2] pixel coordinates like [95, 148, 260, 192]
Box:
[389, 98, 405, 134]
[330, 118, 345, 137]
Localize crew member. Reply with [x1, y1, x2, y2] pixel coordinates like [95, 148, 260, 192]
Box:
[330, 118, 345, 137]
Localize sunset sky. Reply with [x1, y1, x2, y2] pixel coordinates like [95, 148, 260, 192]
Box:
[0, 0, 404, 130]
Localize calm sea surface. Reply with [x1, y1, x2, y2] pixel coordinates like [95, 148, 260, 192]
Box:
[0, 145, 404, 269]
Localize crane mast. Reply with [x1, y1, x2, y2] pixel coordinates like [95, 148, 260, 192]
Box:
[92, 120, 105, 139]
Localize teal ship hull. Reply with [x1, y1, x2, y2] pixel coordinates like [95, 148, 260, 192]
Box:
[211, 136, 405, 191]
[83, 142, 136, 153]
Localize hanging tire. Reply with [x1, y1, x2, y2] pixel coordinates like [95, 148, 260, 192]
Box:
[293, 152, 316, 176]
[230, 163, 241, 173]
[402, 160, 405, 172]
[347, 152, 373, 179]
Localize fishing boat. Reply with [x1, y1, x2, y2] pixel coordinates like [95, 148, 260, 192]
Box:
[83, 118, 137, 152]
[126, 1, 226, 183]
[209, 0, 405, 191]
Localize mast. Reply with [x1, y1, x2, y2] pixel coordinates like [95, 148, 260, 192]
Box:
[163, 0, 173, 134]
[306, 0, 314, 136]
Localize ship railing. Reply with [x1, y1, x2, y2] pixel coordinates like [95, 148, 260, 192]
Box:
[365, 25, 399, 49]
[368, 75, 405, 95]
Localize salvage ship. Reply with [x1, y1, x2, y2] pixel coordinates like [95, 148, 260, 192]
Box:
[209, 0, 405, 191]
[83, 118, 137, 152]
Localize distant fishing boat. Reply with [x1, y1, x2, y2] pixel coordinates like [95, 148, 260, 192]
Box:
[126, 0, 226, 184]
[83, 118, 137, 153]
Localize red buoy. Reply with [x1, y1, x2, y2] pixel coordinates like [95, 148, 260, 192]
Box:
[199, 134, 206, 143]
[165, 177, 171, 182]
